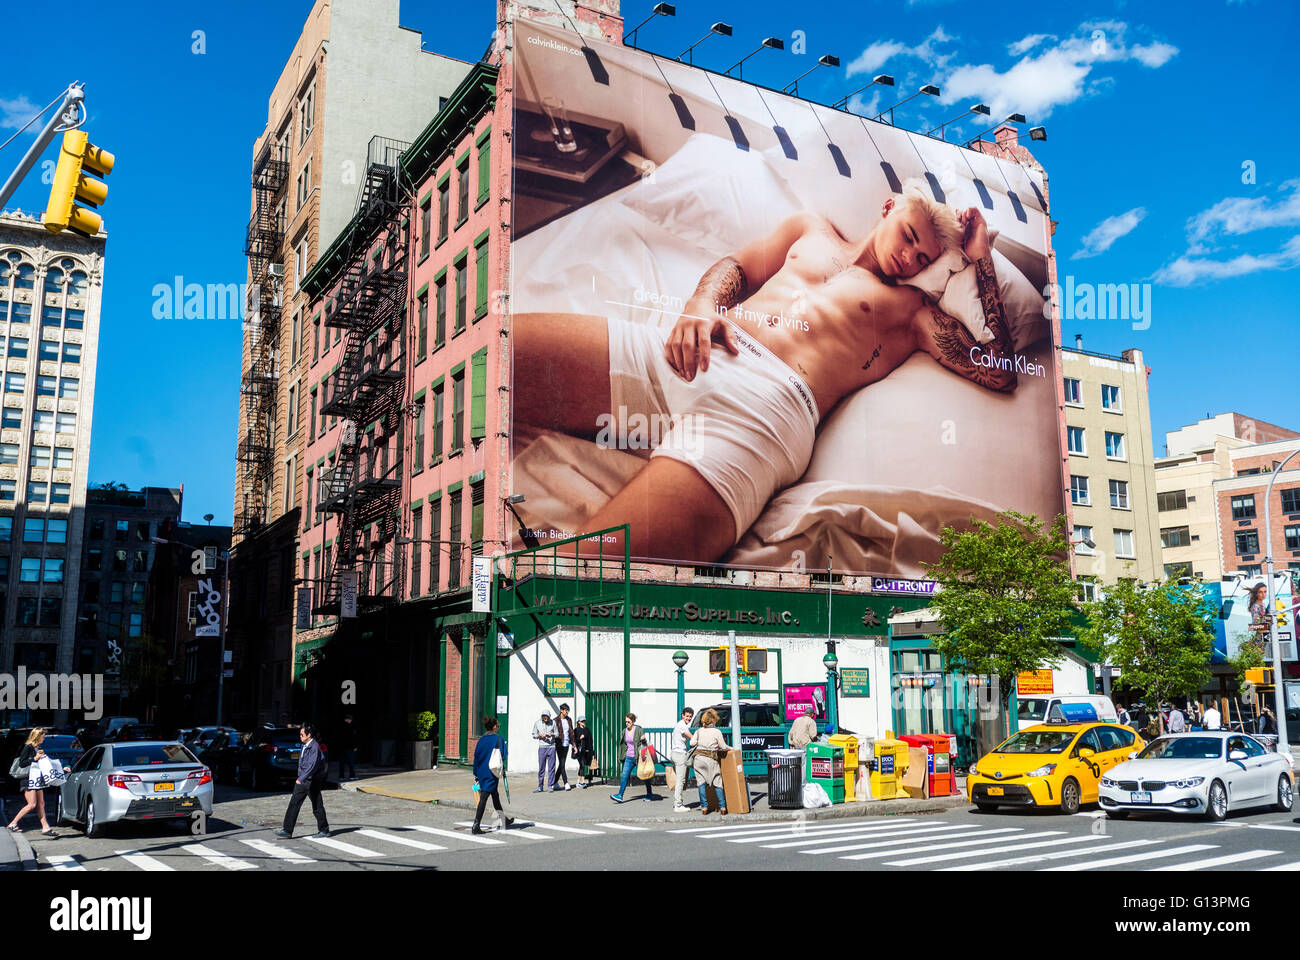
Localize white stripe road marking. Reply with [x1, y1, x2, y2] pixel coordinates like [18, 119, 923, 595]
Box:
[182, 843, 257, 871]
[452, 822, 555, 840]
[1042, 844, 1218, 871]
[115, 850, 175, 871]
[805, 827, 1025, 857]
[408, 825, 506, 846]
[512, 821, 605, 835]
[1073, 810, 1108, 817]
[305, 836, 385, 858]
[594, 822, 649, 831]
[1261, 861, 1300, 871]
[357, 829, 447, 852]
[883, 834, 1103, 867]
[45, 854, 85, 871]
[770, 824, 1004, 851]
[944, 839, 1157, 871]
[668, 817, 913, 835]
[855, 831, 1063, 864]
[238, 839, 317, 863]
[1149, 849, 1280, 871]
[724, 820, 943, 844]
[1242, 823, 1300, 833]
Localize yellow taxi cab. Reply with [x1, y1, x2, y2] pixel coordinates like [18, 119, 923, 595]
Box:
[967, 719, 1145, 815]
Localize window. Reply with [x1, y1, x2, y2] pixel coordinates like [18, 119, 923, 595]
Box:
[5, 372, 25, 393]
[29, 445, 50, 468]
[133, 550, 147, 572]
[0, 443, 16, 465]
[64, 308, 83, 331]
[8, 338, 27, 359]
[40, 304, 63, 327]
[135, 520, 149, 541]
[58, 378, 78, 399]
[35, 375, 56, 397]
[24, 517, 43, 541]
[1281, 488, 1300, 514]
[16, 597, 38, 625]
[56, 412, 76, 434]
[1161, 526, 1190, 549]
[435, 274, 447, 347]
[410, 507, 423, 598]
[1109, 479, 1130, 509]
[1163, 561, 1192, 580]
[412, 397, 425, 473]
[20, 557, 40, 582]
[43, 557, 64, 583]
[86, 547, 101, 571]
[470, 348, 487, 441]
[89, 518, 104, 539]
[129, 612, 142, 638]
[477, 136, 491, 205]
[47, 518, 66, 543]
[416, 289, 428, 360]
[304, 467, 314, 528]
[438, 179, 449, 241]
[1072, 526, 1094, 553]
[2, 409, 19, 429]
[37, 598, 59, 626]
[1237, 564, 1262, 577]
[1284, 525, 1300, 551]
[454, 256, 467, 333]
[43, 267, 64, 294]
[420, 197, 432, 258]
[1235, 530, 1259, 555]
[451, 370, 465, 453]
[447, 489, 462, 588]
[308, 391, 317, 442]
[431, 381, 444, 462]
[428, 497, 442, 592]
[38, 340, 58, 362]
[298, 83, 315, 142]
[32, 411, 53, 432]
[110, 580, 124, 603]
[0, 480, 12, 502]
[84, 580, 99, 603]
[295, 236, 310, 283]
[297, 158, 312, 211]
[51, 483, 69, 504]
[287, 382, 298, 436]
[457, 157, 470, 223]
[1231, 495, 1256, 521]
[474, 237, 489, 320]
[1070, 474, 1090, 506]
[291, 310, 301, 364]
[27, 482, 47, 503]
[1104, 431, 1125, 459]
[1101, 384, 1121, 411]
[113, 548, 126, 571]
[0, 515, 9, 540]
[1067, 426, 1086, 455]
[470, 480, 485, 555]
[115, 519, 128, 540]
[1113, 529, 1135, 558]
[312, 315, 321, 363]
[1157, 490, 1187, 512]
[62, 342, 80, 363]
[1063, 377, 1081, 405]
[284, 456, 297, 513]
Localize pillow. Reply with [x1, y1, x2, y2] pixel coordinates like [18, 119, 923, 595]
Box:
[936, 248, 1048, 351]
[903, 247, 968, 301]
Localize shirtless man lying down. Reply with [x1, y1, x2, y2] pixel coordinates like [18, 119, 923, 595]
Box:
[513, 179, 1017, 562]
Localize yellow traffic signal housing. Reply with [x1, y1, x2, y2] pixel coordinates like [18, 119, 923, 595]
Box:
[738, 646, 768, 673]
[708, 647, 729, 675]
[1245, 666, 1273, 687]
[45, 129, 114, 236]
[1276, 598, 1289, 628]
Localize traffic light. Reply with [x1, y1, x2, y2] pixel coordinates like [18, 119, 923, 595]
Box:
[45, 129, 114, 236]
[1245, 666, 1274, 687]
[1276, 598, 1289, 629]
[738, 646, 768, 674]
[707, 647, 729, 675]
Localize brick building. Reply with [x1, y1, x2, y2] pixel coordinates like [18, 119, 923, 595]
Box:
[1212, 437, 1300, 581]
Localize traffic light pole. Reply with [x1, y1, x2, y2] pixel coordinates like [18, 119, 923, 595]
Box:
[0, 84, 84, 213]
[1263, 448, 1298, 757]
[728, 630, 741, 751]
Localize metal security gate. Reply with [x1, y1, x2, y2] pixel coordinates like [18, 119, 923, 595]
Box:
[587, 691, 627, 781]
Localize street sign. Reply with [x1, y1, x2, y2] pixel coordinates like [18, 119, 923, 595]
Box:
[296, 587, 312, 629]
[340, 571, 359, 619]
[472, 556, 493, 612]
[721, 672, 760, 697]
[840, 667, 870, 697]
[545, 675, 574, 697]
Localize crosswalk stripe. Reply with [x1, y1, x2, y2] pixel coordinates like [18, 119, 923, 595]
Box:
[1149, 849, 1280, 871]
[409, 825, 506, 846]
[806, 827, 1024, 857]
[770, 823, 1000, 851]
[452, 821, 554, 840]
[1261, 861, 1300, 871]
[183, 843, 257, 871]
[115, 849, 175, 871]
[1042, 844, 1218, 871]
[594, 822, 649, 831]
[1243, 823, 1300, 833]
[357, 829, 447, 852]
[512, 821, 604, 836]
[883, 834, 1099, 867]
[305, 836, 385, 858]
[853, 831, 1060, 864]
[724, 820, 938, 844]
[45, 854, 85, 871]
[944, 839, 1157, 871]
[238, 838, 317, 863]
[668, 817, 911, 835]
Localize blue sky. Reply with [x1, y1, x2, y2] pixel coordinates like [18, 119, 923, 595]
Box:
[2, 0, 1296, 524]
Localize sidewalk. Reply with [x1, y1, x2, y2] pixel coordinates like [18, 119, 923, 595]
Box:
[341, 765, 969, 823]
[0, 820, 37, 872]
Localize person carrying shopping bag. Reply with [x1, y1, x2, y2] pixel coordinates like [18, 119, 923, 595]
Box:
[7, 728, 67, 835]
[691, 709, 731, 815]
[610, 713, 655, 803]
[471, 717, 515, 834]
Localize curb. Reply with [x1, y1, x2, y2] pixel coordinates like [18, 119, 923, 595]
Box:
[14, 831, 37, 872]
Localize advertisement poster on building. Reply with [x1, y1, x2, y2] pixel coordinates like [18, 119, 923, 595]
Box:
[1017, 669, 1054, 695]
[784, 682, 829, 720]
[507, 20, 1062, 578]
[471, 556, 494, 612]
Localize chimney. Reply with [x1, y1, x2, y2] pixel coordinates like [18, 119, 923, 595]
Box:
[1074, 334, 1083, 351]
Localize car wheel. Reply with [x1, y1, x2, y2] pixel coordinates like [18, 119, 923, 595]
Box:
[1205, 780, 1228, 821]
[1275, 774, 1294, 813]
[973, 802, 997, 813]
[84, 799, 101, 838]
[1060, 778, 1081, 815]
[1105, 809, 1129, 820]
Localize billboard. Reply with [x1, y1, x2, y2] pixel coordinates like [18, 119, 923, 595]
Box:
[783, 683, 829, 721]
[509, 21, 1062, 576]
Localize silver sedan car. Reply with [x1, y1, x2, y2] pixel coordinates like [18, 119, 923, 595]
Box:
[57, 741, 214, 837]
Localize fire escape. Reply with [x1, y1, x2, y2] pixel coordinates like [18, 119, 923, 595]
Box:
[236, 147, 288, 538]
[314, 137, 411, 612]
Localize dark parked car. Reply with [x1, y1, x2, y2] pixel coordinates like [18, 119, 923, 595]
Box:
[105, 724, 161, 743]
[198, 730, 245, 785]
[236, 727, 327, 791]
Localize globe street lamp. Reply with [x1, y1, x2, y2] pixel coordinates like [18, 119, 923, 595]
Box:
[672, 649, 689, 715]
[823, 650, 840, 733]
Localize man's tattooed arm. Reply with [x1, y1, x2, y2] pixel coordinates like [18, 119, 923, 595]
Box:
[689, 257, 749, 313]
[913, 255, 1017, 393]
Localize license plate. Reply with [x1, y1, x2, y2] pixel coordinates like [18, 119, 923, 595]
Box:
[154, 782, 175, 793]
[988, 787, 1004, 796]
[1129, 792, 1151, 804]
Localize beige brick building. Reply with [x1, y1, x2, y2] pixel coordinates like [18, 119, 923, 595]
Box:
[1212, 438, 1300, 581]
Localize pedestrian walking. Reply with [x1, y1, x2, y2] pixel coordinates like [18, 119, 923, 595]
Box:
[1258, 703, 1277, 735]
[572, 715, 597, 788]
[789, 706, 818, 750]
[1203, 701, 1223, 731]
[690, 709, 731, 815]
[6, 728, 65, 835]
[472, 717, 515, 835]
[553, 704, 576, 791]
[1167, 704, 1186, 733]
[670, 707, 695, 812]
[274, 723, 329, 839]
[533, 711, 557, 792]
[609, 712, 653, 804]
[337, 714, 358, 781]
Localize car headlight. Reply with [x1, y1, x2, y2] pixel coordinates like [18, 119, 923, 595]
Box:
[1100, 777, 1117, 787]
[1171, 777, 1204, 789]
[1026, 763, 1057, 778]
[969, 768, 980, 778]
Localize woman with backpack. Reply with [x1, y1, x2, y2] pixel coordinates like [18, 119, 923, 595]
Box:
[471, 717, 514, 835]
[7, 728, 62, 835]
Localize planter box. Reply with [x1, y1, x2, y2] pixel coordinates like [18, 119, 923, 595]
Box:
[410, 739, 434, 770]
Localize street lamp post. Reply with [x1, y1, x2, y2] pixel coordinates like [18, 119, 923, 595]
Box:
[823, 650, 839, 733]
[672, 650, 688, 716]
[1262, 448, 1299, 756]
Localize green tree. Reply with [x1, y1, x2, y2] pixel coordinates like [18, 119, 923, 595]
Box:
[1226, 633, 1266, 685]
[925, 512, 1077, 740]
[1080, 579, 1214, 733]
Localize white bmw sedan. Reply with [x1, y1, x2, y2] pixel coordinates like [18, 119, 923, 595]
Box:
[1098, 732, 1293, 821]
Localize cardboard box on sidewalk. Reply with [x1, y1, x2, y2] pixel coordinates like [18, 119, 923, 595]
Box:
[721, 749, 751, 814]
[901, 746, 929, 799]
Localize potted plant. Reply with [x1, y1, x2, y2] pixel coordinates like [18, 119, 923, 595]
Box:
[408, 710, 438, 770]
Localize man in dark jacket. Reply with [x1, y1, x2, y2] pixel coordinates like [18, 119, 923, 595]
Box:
[275, 723, 329, 839]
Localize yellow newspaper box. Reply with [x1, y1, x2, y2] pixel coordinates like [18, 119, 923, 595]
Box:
[871, 738, 908, 800]
[827, 734, 860, 801]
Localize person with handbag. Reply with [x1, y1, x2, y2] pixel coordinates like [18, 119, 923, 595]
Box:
[7, 728, 64, 835]
[572, 715, 597, 788]
[670, 707, 695, 812]
[610, 712, 655, 803]
[690, 709, 730, 815]
[274, 723, 329, 839]
[471, 717, 514, 834]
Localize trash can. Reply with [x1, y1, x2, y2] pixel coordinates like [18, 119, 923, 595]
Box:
[871, 738, 908, 800]
[766, 748, 804, 809]
[898, 733, 955, 797]
[805, 742, 845, 804]
[827, 734, 860, 801]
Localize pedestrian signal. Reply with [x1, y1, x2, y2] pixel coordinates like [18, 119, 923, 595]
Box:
[738, 646, 768, 673]
[708, 647, 729, 675]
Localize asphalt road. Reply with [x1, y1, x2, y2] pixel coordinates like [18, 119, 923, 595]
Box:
[8, 782, 1299, 872]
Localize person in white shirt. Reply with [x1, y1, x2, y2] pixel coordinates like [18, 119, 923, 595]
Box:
[1202, 704, 1222, 730]
[670, 707, 695, 812]
[1167, 705, 1186, 733]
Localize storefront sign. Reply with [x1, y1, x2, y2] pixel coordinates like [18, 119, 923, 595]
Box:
[739, 731, 785, 751]
[295, 587, 312, 630]
[722, 672, 760, 697]
[528, 595, 802, 628]
[545, 674, 574, 697]
[840, 668, 870, 697]
[472, 557, 493, 612]
[783, 683, 829, 720]
[1017, 669, 1054, 695]
[194, 577, 224, 638]
[871, 577, 937, 596]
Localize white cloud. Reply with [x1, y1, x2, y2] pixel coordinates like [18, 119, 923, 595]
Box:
[1007, 33, 1056, 56]
[1152, 235, 1300, 286]
[0, 95, 41, 130]
[1186, 179, 1300, 249]
[846, 41, 907, 77]
[1072, 207, 1147, 259]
